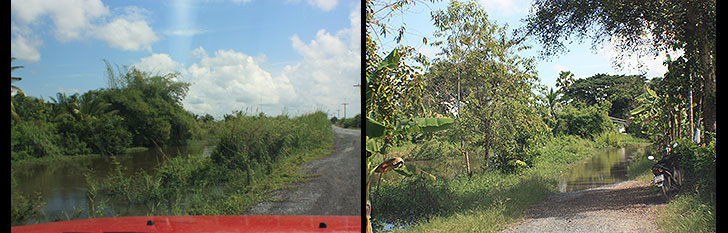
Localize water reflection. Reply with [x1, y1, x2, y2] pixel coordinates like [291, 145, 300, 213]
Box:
[11, 144, 213, 223]
[558, 146, 646, 192]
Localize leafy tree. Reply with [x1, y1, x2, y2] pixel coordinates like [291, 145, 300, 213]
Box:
[518, 0, 715, 142]
[562, 73, 646, 119]
[554, 103, 614, 138]
[426, 0, 546, 172]
[556, 71, 574, 94]
[99, 64, 194, 147]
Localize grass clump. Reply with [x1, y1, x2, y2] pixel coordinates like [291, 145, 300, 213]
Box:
[81, 111, 334, 217]
[371, 133, 645, 232]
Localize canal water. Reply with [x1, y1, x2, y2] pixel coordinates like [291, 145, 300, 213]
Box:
[11, 144, 214, 224]
[558, 145, 648, 192]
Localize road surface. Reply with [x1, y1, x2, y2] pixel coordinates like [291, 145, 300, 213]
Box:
[502, 180, 666, 232]
[248, 126, 361, 216]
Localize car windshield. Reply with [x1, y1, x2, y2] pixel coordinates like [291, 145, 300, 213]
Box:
[11, 0, 361, 229]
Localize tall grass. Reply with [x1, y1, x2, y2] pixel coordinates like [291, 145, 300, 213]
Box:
[659, 194, 716, 232]
[371, 133, 644, 232]
[82, 111, 334, 217]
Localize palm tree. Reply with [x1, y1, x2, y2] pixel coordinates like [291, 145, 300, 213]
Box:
[543, 87, 561, 119]
[556, 71, 575, 93]
[11, 57, 24, 121]
[50, 92, 81, 121]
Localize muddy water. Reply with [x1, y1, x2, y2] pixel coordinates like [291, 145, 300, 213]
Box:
[11, 144, 213, 223]
[558, 145, 648, 192]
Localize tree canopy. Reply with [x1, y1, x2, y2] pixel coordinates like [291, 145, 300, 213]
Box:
[518, 0, 715, 142]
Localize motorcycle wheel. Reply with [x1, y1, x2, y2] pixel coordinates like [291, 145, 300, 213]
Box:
[661, 175, 672, 202]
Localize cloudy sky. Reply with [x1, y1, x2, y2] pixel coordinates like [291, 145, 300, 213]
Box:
[11, 0, 361, 119]
[373, 0, 679, 89]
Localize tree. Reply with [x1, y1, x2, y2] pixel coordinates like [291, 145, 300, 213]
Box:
[427, 0, 546, 173]
[556, 71, 574, 93]
[562, 73, 646, 119]
[100, 62, 194, 147]
[542, 87, 561, 121]
[518, 0, 715, 142]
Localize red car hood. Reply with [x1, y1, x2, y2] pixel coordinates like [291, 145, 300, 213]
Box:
[12, 215, 361, 233]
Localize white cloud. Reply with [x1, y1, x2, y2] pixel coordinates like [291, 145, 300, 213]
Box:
[478, 0, 525, 16]
[182, 48, 297, 117]
[136, 3, 361, 118]
[10, 0, 159, 61]
[132, 53, 184, 76]
[282, 3, 361, 117]
[552, 64, 568, 73]
[307, 0, 338, 11]
[11, 23, 42, 62]
[11, 0, 110, 41]
[600, 36, 683, 78]
[94, 17, 158, 51]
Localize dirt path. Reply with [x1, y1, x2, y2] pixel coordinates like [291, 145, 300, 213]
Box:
[502, 180, 666, 233]
[248, 125, 361, 216]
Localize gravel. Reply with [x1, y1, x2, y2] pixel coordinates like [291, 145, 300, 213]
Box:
[248, 126, 361, 216]
[502, 180, 667, 233]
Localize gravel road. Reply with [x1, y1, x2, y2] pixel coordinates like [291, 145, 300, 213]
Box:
[248, 126, 361, 216]
[502, 180, 666, 233]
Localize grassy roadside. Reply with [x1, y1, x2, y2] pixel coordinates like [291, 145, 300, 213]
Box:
[27, 112, 336, 223]
[371, 132, 647, 232]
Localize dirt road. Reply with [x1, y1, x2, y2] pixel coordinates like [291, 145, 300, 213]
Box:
[248, 126, 361, 216]
[502, 180, 666, 232]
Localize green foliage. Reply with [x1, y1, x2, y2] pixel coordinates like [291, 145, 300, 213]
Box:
[211, 111, 332, 175]
[562, 73, 647, 119]
[81, 112, 334, 217]
[100, 66, 194, 147]
[670, 139, 715, 201]
[78, 114, 132, 155]
[336, 114, 362, 129]
[11, 173, 46, 226]
[11, 121, 63, 160]
[11, 61, 199, 162]
[659, 194, 715, 233]
[554, 103, 614, 138]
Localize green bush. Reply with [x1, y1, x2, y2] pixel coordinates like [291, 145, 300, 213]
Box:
[671, 139, 715, 202]
[11, 121, 63, 160]
[78, 114, 132, 155]
[555, 104, 614, 138]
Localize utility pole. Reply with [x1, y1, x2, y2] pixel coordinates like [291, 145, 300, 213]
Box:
[342, 102, 348, 120]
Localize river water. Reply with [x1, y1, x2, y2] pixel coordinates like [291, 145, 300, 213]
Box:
[558, 145, 648, 192]
[11, 144, 213, 224]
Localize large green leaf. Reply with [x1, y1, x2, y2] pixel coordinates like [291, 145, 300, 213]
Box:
[376, 49, 401, 73]
[365, 137, 382, 157]
[366, 117, 386, 138]
[413, 117, 455, 132]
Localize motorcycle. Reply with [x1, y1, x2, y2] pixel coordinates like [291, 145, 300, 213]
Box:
[648, 143, 682, 201]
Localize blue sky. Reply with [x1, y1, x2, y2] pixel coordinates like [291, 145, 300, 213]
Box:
[372, 0, 677, 91]
[11, 0, 361, 119]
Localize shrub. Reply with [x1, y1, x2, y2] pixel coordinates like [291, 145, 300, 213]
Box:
[555, 104, 614, 138]
[11, 121, 63, 160]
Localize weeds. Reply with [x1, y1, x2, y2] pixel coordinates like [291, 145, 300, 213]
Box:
[371, 133, 645, 232]
[79, 111, 334, 217]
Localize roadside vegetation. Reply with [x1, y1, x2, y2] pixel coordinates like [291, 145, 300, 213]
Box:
[81, 111, 334, 218]
[11, 62, 200, 163]
[366, 0, 714, 232]
[331, 113, 362, 129]
[10, 58, 337, 225]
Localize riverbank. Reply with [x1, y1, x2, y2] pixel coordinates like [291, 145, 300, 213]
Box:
[370, 132, 649, 232]
[11, 112, 336, 226]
